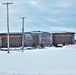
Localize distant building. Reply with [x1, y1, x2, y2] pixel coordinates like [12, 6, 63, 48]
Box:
[0, 31, 75, 48]
[24, 32, 33, 47]
[31, 31, 52, 46]
[52, 32, 75, 46]
[40, 32, 52, 46]
[0, 33, 22, 47]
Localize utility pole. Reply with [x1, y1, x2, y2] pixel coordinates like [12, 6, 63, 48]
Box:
[21, 17, 26, 51]
[39, 33, 41, 46]
[3, 2, 13, 53]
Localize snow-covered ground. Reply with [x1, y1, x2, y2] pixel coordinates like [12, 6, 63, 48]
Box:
[0, 45, 76, 75]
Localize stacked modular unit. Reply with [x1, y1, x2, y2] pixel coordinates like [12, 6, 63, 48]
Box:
[52, 32, 75, 46]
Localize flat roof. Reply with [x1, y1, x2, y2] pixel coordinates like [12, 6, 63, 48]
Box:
[0, 32, 33, 35]
[51, 31, 75, 34]
[0, 31, 75, 35]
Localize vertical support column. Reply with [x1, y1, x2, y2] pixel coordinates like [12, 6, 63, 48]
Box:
[21, 17, 26, 51]
[3, 2, 13, 53]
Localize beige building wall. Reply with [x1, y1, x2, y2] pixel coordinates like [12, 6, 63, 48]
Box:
[53, 33, 75, 46]
[1, 34, 22, 47]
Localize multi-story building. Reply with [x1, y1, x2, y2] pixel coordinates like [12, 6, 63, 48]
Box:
[52, 32, 75, 46]
[0, 33, 22, 47]
[40, 32, 52, 46]
[0, 32, 75, 48]
[0, 31, 52, 47]
[24, 32, 33, 46]
[31, 31, 52, 46]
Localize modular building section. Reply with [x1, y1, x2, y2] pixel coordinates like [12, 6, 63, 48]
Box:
[0, 35, 2, 47]
[24, 33, 33, 47]
[40, 32, 52, 46]
[0, 32, 75, 48]
[0, 33, 22, 47]
[52, 32, 75, 46]
[31, 31, 52, 46]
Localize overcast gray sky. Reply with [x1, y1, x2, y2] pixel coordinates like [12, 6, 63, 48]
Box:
[0, 0, 76, 34]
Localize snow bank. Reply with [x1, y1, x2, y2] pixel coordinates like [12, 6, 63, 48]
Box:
[0, 46, 76, 74]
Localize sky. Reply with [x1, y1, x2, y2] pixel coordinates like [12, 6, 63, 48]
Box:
[0, 0, 76, 33]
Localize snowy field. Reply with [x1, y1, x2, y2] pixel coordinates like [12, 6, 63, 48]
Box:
[0, 45, 76, 75]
